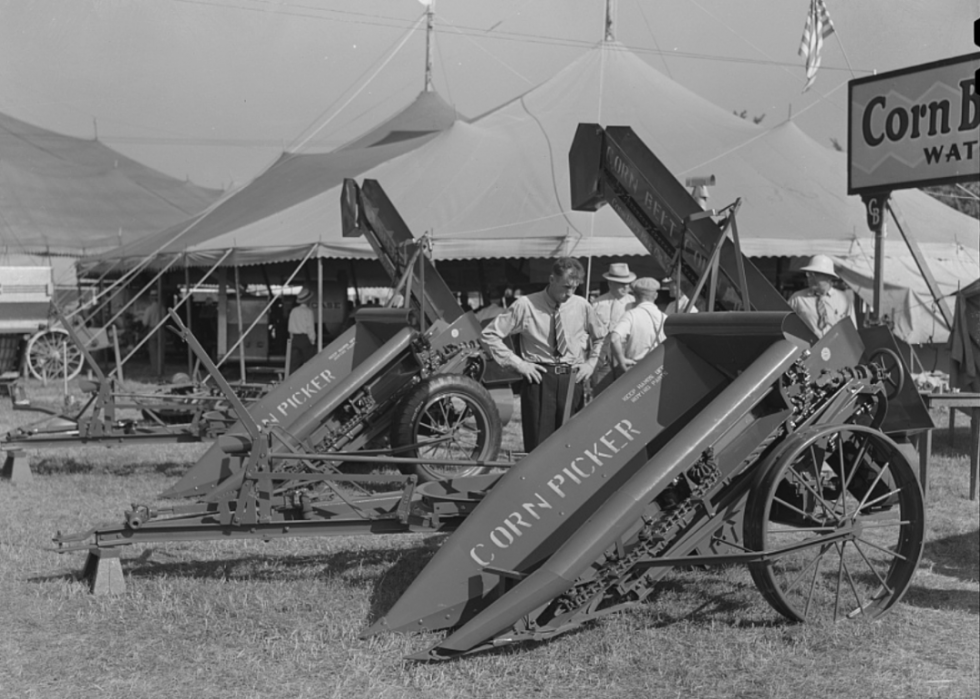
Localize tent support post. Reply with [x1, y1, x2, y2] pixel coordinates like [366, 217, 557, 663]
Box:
[217, 268, 227, 360]
[317, 256, 323, 352]
[585, 256, 593, 303]
[208, 245, 315, 379]
[234, 260, 246, 382]
[184, 255, 193, 374]
[886, 200, 955, 330]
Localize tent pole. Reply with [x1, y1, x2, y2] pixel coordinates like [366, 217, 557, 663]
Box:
[155, 277, 164, 378]
[103, 253, 182, 343]
[207, 244, 315, 379]
[886, 200, 955, 329]
[234, 260, 246, 382]
[184, 255, 193, 374]
[113, 250, 231, 374]
[317, 256, 324, 352]
[585, 256, 593, 302]
[217, 268, 227, 361]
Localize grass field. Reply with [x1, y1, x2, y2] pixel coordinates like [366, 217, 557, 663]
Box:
[1, 376, 978, 699]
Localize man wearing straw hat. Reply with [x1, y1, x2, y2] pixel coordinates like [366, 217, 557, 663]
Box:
[590, 262, 636, 392]
[288, 288, 317, 372]
[789, 254, 856, 338]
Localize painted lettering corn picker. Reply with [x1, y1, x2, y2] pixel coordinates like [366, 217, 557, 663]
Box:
[55, 127, 932, 661]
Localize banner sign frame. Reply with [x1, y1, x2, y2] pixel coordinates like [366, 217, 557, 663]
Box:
[848, 52, 980, 195]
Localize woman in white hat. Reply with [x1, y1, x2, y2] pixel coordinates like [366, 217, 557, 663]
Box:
[288, 288, 317, 372]
[788, 255, 856, 338]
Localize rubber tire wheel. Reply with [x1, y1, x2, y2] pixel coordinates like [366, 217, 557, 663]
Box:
[744, 425, 924, 624]
[390, 374, 502, 482]
[26, 329, 84, 381]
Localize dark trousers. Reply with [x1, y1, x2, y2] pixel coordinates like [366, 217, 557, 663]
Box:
[520, 366, 584, 452]
[289, 334, 316, 374]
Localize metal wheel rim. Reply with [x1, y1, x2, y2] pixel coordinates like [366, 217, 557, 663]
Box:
[414, 391, 493, 479]
[868, 348, 905, 400]
[27, 329, 84, 381]
[748, 425, 924, 623]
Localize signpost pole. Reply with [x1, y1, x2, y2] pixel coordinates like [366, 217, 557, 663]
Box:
[862, 191, 890, 323]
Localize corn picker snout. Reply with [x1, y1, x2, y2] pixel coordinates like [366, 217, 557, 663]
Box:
[53, 126, 930, 660]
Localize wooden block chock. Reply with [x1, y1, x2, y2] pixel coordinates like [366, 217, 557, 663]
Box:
[1, 449, 32, 484]
[82, 547, 126, 595]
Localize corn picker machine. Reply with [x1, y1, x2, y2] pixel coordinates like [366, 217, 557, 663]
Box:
[2, 289, 273, 451]
[54, 126, 931, 661]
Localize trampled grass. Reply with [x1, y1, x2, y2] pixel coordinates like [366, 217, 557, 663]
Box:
[1, 377, 977, 699]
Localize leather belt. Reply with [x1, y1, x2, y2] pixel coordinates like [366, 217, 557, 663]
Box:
[535, 363, 574, 375]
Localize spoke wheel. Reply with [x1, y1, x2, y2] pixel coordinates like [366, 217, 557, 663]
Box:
[745, 425, 923, 623]
[390, 374, 502, 482]
[26, 329, 84, 381]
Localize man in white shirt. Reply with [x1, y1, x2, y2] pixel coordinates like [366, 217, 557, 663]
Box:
[610, 277, 667, 376]
[663, 276, 698, 315]
[591, 262, 636, 392]
[788, 255, 856, 338]
[475, 287, 506, 323]
[288, 288, 317, 373]
[482, 257, 602, 451]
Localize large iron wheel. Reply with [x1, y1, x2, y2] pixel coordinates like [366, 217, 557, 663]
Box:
[868, 348, 905, 400]
[745, 425, 923, 623]
[390, 374, 502, 482]
[26, 329, 84, 381]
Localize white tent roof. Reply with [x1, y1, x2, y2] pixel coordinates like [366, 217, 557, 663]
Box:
[81, 43, 978, 342]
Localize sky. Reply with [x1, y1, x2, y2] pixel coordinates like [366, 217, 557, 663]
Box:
[1, 0, 976, 190]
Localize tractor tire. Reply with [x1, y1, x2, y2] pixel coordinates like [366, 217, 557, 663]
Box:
[390, 374, 502, 482]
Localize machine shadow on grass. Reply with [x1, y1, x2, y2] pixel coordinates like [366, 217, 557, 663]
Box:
[31, 457, 190, 479]
[903, 585, 980, 615]
[923, 529, 980, 579]
[362, 535, 445, 622]
[931, 425, 978, 459]
[29, 538, 443, 591]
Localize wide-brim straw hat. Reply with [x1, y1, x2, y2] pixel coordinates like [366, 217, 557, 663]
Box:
[799, 254, 839, 279]
[602, 262, 637, 284]
[297, 288, 314, 304]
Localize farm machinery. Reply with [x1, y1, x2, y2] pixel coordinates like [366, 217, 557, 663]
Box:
[53, 126, 931, 660]
[2, 300, 272, 449]
[3, 178, 512, 455]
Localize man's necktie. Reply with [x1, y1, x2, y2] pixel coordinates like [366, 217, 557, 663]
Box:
[816, 293, 830, 333]
[553, 308, 568, 360]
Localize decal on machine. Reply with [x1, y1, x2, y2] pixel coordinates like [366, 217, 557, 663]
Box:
[260, 368, 337, 425]
[469, 418, 642, 566]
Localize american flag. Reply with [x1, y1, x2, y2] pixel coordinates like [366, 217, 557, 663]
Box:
[798, 0, 835, 92]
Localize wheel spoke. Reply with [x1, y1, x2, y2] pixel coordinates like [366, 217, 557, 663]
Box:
[802, 545, 825, 618]
[839, 432, 871, 513]
[772, 494, 825, 525]
[781, 540, 832, 597]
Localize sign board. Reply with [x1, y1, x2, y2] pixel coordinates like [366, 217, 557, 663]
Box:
[848, 53, 980, 194]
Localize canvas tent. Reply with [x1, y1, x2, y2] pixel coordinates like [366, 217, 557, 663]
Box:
[80, 90, 460, 270]
[81, 43, 978, 343]
[0, 110, 221, 284]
